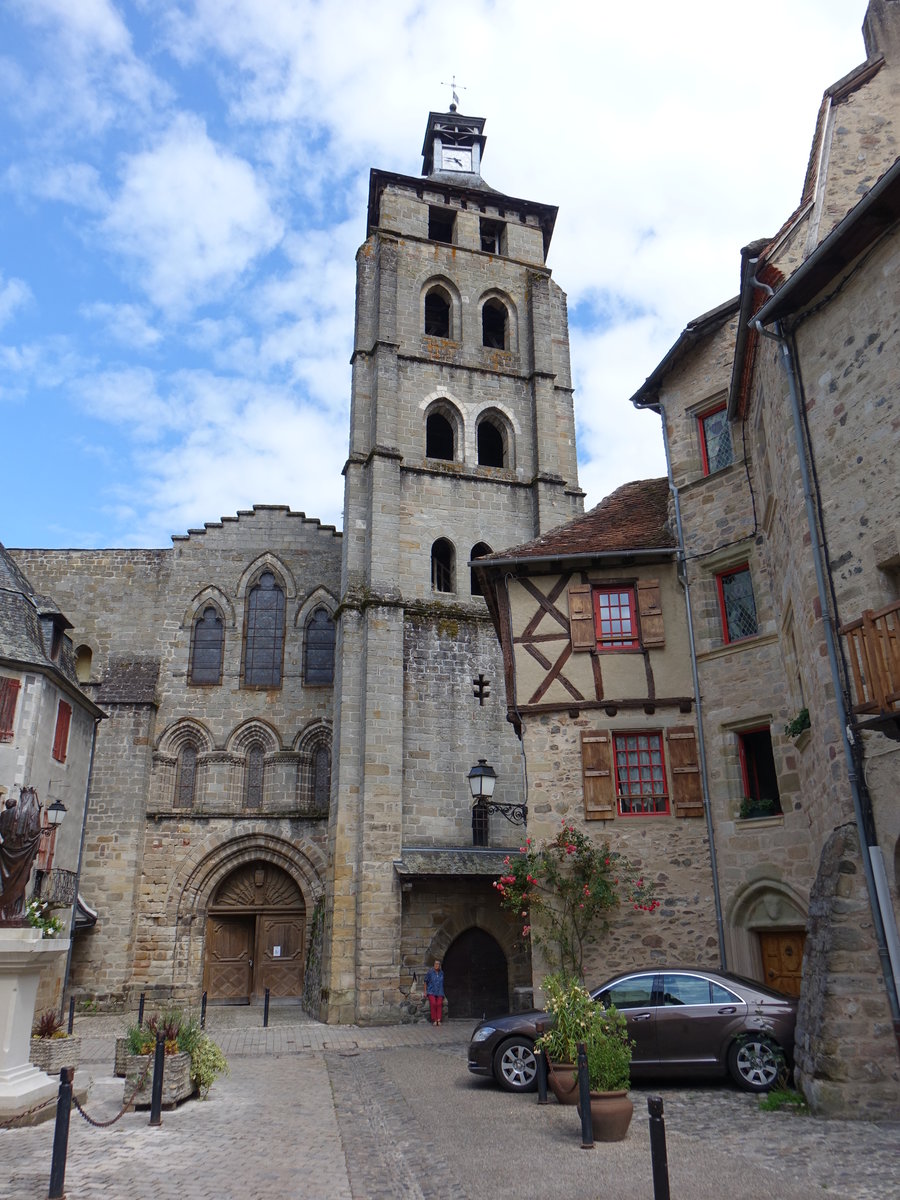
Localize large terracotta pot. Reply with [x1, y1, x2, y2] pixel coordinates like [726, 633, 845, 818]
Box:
[546, 1060, 580, 1105]
[577, 1090, 634, 1142]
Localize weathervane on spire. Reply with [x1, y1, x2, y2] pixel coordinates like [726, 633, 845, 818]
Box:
[441, 75, 466, 113]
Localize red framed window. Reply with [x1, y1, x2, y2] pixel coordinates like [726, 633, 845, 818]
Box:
[592, 587, 639, 650]
[716, 565, 758, 643]
[738, 726, 782, 817]
[52, 700, 72, 763]
[698, 404, 734, 475]
[613, 732, 669, 815]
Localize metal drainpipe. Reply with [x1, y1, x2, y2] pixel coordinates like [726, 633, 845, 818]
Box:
[659, 406, 727, 966]
[753, 315, 900, 1027]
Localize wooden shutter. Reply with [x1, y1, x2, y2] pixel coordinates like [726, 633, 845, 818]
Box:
[666, 727, 703, 817]
[568, 583, 595, 652]
[52, 701, 72, 763]
[0, 677, 20, 741]
[636, 579, 665, 648]
[581, 730, 615, 819]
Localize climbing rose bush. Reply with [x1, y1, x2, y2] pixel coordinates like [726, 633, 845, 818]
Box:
[493, 821, 660, 977]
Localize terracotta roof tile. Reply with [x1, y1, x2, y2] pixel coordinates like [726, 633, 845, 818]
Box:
[483, 478, 675, 564]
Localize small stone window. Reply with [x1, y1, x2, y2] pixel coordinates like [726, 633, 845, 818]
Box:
[477, 419, 506, 467]
[431, 539, 455, 593]
[424, 288, 451, 338]
[738, 727, 782, 818]
[174, 744, 198, 809]
[480, 219, 504, 255]
[482, 299, 508, 349]
[470, 543, 492, 597]
[428, 205, 455, 244]
[313, 745, 331, 810]
[716, 564, 758, 644]
[244, 742, 265, 810]
[75, 645, 93, 683]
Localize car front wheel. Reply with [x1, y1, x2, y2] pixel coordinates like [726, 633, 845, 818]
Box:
[727, 1036, 784, 1092]
[493, 1037, 537, 1093]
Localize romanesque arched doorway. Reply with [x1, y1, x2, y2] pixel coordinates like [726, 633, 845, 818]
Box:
[443, 927, 508, 1019]
[203, 861, 306, 1003]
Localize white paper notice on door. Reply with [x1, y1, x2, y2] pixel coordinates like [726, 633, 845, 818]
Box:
[273, 946, 281, 957]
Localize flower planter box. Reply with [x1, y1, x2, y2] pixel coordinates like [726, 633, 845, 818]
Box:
[124, 1051, 195, 1108]
[30, 1035, 81, 1075]
[114, 1036, 129, 1077]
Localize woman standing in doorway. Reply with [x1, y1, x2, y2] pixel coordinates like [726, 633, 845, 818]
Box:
[424, 959, 445, 1026]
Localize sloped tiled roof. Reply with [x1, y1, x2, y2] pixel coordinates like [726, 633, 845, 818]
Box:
[480, 478, 675, 565]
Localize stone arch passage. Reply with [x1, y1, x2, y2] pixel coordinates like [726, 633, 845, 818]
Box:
[442, 927, 509, 1020]
[203, 859, 307, 1004]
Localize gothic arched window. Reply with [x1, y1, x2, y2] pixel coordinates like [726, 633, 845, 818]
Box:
[174, 744, 198, 809]
[244, 572, 285, 687]
[244, 742, 265, 810]
[482, 299, 508, 349]
[431, 539, 455, 593]
[313, 745, 331, 810]
[470, 542, 492, 597]
[477, 417, 507, 468]
[426, 411, 455, 460]
[304, 608, 335, 685]
[424, 287, 451, 338]
[190, 606, 224, 685]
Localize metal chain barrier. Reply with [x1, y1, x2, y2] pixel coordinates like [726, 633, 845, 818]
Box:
[70, 1056, 152, 1128]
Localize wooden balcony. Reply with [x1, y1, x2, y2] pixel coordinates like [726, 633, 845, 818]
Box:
[841, 599, 900, 716]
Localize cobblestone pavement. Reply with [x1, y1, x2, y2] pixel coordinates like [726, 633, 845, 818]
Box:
[3, 1007, 898, 1199]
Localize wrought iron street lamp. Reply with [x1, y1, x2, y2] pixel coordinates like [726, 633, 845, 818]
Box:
[468, 759, 527, 847]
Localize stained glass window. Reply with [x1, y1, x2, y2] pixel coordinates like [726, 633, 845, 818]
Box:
[244, 572, 285, 687]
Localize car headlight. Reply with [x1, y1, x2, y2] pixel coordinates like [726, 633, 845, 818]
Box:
[470, 1025, 497, 1043]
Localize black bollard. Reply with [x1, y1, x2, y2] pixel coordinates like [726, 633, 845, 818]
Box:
[200, 990, 207, 1030]
[264, 986, 270, 1028]
[648, 1095, 670, 1200]
[67, 996, 75, 1035]
[149, 1031, 165, 1126]
[535, 1022, 548, 1105]
[138, 991, 146, 1026]
[48, 1068, 74, 1199]
[576, 1041, 594, 1149]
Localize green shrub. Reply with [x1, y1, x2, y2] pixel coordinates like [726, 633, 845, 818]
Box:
[189, 1034, 229, 1098]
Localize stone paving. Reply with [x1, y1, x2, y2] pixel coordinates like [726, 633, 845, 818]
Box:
[2, 1006, 898, 1199]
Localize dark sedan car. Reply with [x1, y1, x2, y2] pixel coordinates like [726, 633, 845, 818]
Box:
[467, 968, 797, 1094]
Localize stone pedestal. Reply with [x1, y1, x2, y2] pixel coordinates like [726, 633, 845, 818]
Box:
[0, 927, 70, 1119]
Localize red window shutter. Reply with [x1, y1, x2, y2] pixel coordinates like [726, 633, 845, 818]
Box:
[568, 583, 595, 652]
[636, 579, 665, 648]
[581, 730, 615, 819]
[52, 701, 72, 763]
[666, 727, 704, 817]
[0, 677, 20, 741]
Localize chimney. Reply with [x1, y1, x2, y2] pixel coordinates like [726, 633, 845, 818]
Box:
[863, 0, 900, 62]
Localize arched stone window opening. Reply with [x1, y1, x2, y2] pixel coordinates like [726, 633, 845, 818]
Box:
[175, 744, 198, 809]
[304, 607, 335, 685]
[424, 288, 451, 338]
[190, 605, 225, 685]
[477, 419, 506, 468]
[75, 645, 92, 683]
[244, 742, 265, 810]
[244, 571, 285, 688]
[426, 411, 455, 460]
[482, 299, 508, 349]
[313, 745, 331, 810]
[470, 543, 492, 597]
[431, 539, 456, 593]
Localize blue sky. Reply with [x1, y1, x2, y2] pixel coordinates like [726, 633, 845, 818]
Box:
[1, 0, 869, 548]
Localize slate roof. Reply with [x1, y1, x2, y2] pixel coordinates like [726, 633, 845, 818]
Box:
[478, 478, 675, 567]
[394, 848, 523, 878]
[0, 542, 78, 685]
[97, 657, 160, 705]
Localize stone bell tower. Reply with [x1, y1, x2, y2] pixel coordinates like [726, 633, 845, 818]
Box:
[322, 106, 583, 1023]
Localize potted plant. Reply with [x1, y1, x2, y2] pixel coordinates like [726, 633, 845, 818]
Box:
[30, 1009, 81, 1075]
[738, 796, 780, 821]
[534, 973, 596, 1105]
[578, 1003, 634, 1141]
[123, 1007, 198, 1108]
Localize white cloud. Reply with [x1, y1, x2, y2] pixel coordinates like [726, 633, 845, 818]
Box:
[0, 273, 32, 328]
[101, 115, 284, 312]
[81, 302, 163, 349]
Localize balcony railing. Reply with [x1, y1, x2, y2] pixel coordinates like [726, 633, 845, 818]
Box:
[841, 599, 900, 715]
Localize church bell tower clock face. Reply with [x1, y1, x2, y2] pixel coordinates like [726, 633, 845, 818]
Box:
[440, 145, 472, 171]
